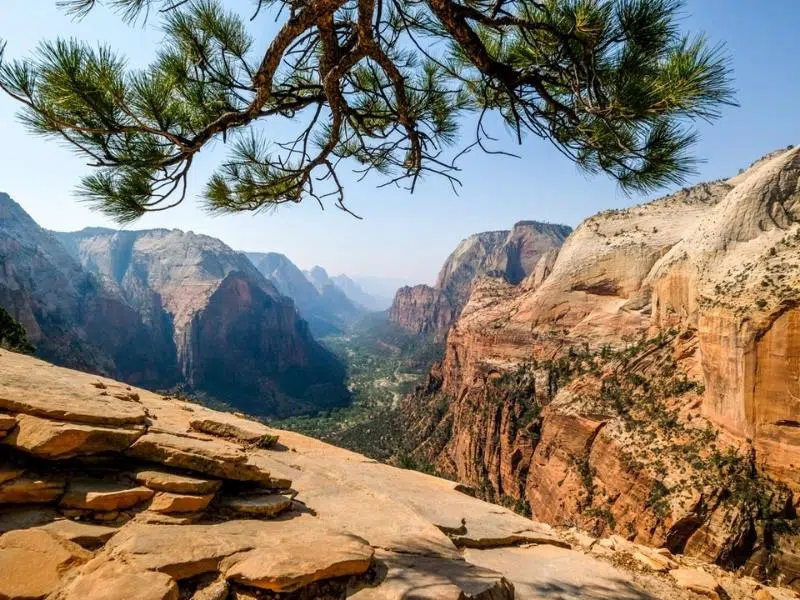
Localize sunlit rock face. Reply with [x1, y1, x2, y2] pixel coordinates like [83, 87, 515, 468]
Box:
[388, 221, 571, 338]
[400, 147, 800, 588]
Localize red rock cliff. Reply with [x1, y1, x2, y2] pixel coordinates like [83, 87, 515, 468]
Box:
[401, 147, 800, 589]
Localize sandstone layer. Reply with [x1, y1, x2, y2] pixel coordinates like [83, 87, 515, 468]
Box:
[399, 147, 800, 590]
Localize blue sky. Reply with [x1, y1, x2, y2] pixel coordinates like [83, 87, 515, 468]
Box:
[0, 1, 798, 284]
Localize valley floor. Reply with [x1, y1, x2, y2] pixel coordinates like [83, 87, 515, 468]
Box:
[271, 318, 442, 459]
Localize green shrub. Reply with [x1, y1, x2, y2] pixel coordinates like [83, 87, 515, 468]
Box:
[0, 307, 34, 354]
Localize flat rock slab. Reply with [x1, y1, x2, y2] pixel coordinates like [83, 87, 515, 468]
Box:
[96, 516, 372, 589]
[126, 432, 274, 484]
[0, 473, 65, 504]
[189, 414, 273, 443]
[348, 550, 513, 600]
[450, 516, 571, 550]
[217, 494, 291, 518]
[39, 519, 119, 548]
[60, 560, 179, 600]
[148, 491, 214, 514]
[133, 469, 222, 495]
[0, 353, 147, 426]
[223, 524, 373, 592]
[670, 568, 721, 599]
[3, 413, 144, 458]
[463, 545, 657, 599]
[60, 480, 154, 511]
[0, 528, 92, 599]
[102, 520, 262, 580]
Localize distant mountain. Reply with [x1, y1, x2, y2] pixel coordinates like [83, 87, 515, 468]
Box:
[245, 252, 321, 312]
[388, 221, 572, 337]
[330, 274, 387, 311]
[246, 252, 365, 336]
[349, 276, 413, 310]
[52, 228, 348, 417]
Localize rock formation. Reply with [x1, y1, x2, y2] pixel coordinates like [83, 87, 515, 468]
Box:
[388, 221, 571, 337]
[246, 253, 368, 335]
[398, 147, 800, 590]
[1, 350, 795, 600]
[0, 193, 174, 386]
[55, 228, 348, 417]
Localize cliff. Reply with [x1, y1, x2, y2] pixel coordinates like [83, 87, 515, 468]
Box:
[399, 147, 800, 590]
[0, 193, 175, 386]
[56, 228, 348, 417]
[388, 222, 571, 337]
[1, 350, 794, 600]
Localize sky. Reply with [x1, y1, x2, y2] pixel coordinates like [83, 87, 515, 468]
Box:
[0, 1, 799, 285]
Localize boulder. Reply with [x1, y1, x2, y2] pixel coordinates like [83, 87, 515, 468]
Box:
[670, 568, 722, 599]
[132, 469, 221, 495]
[632, 548, 678, 572]
[60, 480, 154, 511]
[0, 528, 91, 599]
[2, 413, 144, 458]
[191, 578, 229, 600]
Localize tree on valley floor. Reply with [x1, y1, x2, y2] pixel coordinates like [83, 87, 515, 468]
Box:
[0, 307, 35, 354]
[0, 0, 734, 221]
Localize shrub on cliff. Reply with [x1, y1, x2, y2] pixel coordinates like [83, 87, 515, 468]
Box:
[0, 307, 35, 354]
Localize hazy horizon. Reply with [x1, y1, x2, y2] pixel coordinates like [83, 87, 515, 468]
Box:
[1, 0, 799, 284]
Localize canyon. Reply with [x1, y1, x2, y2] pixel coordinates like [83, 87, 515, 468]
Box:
[0, 196, 348, 418]
[397, 147, 800, 590]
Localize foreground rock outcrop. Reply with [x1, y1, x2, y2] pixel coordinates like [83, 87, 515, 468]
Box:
[2, 350, 795, 600]
[388, 221, 571, 337]
[398, 147, 800, 590]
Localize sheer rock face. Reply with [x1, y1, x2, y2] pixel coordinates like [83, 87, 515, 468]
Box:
[388, 285, 455, 335]
[401, 147, 800, 589]
[0, 193, 175, 386]
[388, 222, 571, 338]
[54, 229, 347, 417]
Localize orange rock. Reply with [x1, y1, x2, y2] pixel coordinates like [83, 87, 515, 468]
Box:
[0, 528, 91, 599]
